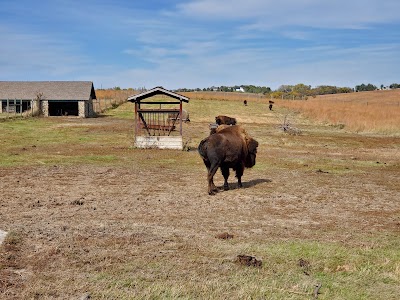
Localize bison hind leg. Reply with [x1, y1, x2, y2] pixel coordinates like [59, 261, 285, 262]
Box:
[207, 163, 220, 195]
[209, 182, 218, 195]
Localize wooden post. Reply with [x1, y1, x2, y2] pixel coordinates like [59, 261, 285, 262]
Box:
[179, 100, 183, 136]
[134, 102, 138, 138]
[14, 98, 16, 116]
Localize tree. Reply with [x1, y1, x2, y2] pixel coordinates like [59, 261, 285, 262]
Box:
[293, 83, 311, 96]
[355, 83, 377, 92]
[277, 85, 293, 93]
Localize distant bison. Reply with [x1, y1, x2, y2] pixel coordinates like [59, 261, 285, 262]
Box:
[215, 115, 237, 125]
[268, 100, 274, 111]
[168, 109, 190, 123]
[198, 125, 259, 195]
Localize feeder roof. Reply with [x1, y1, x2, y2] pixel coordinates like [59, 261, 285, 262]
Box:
[127, 86, 189, 103]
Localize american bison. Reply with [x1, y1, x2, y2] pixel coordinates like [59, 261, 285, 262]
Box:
[268, 100, 274, 111]
[198, 125, 259, 195]
[167, 109, 190, 123]
[215, 115, 237, 125]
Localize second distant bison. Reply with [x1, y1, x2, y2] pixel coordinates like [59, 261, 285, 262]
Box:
[215, 115, 237, 125]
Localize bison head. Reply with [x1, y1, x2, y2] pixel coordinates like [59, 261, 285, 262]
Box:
[245, 138, 259, 168]
[215, 115, 237, 125]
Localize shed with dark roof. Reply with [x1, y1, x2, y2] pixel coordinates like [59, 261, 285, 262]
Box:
[0, 81, 97, 117]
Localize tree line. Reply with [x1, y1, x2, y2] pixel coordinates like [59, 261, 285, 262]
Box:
[100, 82, 400, 98]
[175, 82, 400, 98]
[176, 85, 272, 94]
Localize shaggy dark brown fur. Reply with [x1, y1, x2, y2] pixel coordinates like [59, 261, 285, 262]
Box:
[198, 125, 258, 195]
[215, 115, 237, 125]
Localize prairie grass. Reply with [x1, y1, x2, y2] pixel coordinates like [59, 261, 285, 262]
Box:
[95, 89, 134, 102]
[275, 98, 400, 134]
[278, 90, 400, 134]
[1, 93, 399, 299]
[181, 91, 266, 103]
[184, 89, 400, 135]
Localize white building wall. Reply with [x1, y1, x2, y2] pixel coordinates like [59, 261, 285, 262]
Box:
[41, 100, 49, 116]
[78, 101, 85, 117]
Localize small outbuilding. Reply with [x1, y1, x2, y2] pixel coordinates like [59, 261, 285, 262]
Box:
[127, 86, 190, 150]
[0, 81, 96, 117]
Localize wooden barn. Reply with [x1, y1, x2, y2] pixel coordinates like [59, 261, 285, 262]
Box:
[0, 81, 96, 117]
[127, 86, 190, 150]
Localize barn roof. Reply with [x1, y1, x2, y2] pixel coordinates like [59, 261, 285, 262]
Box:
[0, 81, 96, 100]
[127, 86, 189, 103]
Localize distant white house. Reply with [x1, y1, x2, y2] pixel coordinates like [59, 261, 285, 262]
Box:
[211, 86, 219, 91]
[235, 87, 245, 92]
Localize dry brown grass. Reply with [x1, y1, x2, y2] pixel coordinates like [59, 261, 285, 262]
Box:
[1, 96, 400, 299]
[95, 89, 135, 101]
[181, 91, 266, 102]
[276, 89, 400, 134]
[183, 89, 400, 135]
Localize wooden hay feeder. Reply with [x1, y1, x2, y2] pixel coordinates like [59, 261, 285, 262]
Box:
[127, 86, 189, 150]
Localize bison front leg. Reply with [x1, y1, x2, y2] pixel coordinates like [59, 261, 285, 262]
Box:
[221, 166, 230, 191]
[235, 166, 244, 189]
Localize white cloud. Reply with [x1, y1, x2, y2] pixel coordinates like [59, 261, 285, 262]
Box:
[177, 0, 400, 29]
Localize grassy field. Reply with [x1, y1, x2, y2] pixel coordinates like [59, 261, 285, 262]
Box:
[276, 90, 400, 135]
[183, 89, 400, 135]
[0, 94, 399, 299]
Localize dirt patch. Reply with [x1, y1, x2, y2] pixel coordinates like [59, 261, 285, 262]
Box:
[235, 255, 262, 267]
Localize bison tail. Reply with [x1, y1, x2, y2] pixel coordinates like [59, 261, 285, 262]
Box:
[197, 138, 208, 159]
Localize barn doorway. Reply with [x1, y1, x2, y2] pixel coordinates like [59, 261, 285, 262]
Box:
[48, 101, 79, 116]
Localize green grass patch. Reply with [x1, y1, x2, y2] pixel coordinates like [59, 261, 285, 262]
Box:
[85, 236, 400, 299]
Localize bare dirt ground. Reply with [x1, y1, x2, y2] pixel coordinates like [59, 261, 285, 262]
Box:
[1, 111, 400, 299]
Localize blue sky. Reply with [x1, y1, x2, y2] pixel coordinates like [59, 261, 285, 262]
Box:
[1, 0, 399, 90]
